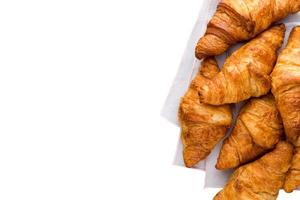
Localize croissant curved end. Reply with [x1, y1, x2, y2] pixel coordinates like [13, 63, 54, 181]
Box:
[195, 34, 230, 59]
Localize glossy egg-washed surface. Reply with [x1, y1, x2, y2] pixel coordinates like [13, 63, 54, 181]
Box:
[178, 58, 232, 168]
[271, 26, 300, 192]
[195, 0, 300, 59]
[214, 142, 293, 200]
[216, 94, 283, 170]
[198, 24, 285, 105]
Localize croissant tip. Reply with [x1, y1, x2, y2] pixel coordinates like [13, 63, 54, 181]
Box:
[184, 164, 193, 168]
[283, 182, 295, 193]
[215, 161, 229, 170]
[215, 163, 222, 170]
[293, 25, 300, 31]
[183, 158, 197, 168]
[279, 23, 286, 31]
[283, 188, 293, 193]
[271, 23, 286, 34]
[195, 50, 205, 60]
[215, 155, 228, 170]
[276, 23, 285, 28]
[183, 150, 201, 168]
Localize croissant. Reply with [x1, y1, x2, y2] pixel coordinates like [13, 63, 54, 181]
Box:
[214, 141, 293, 200]
[195, 0, 300, 59]
[272, 26, 300, 148]
[284, 147, 300, 193]
[179, 58, 232, 168]
[198, 24, 285, 105]
[216, 94, 283, 170]
[271, 26, 300, 192]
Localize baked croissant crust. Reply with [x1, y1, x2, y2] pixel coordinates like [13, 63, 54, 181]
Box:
[214, 141, 293, 200]
[195, 0, 300, 59]
[198, 24, 285, 105]
[271, 26, 300, 192]
[284, 147, 300, 193]
[271, 26, 300, 147]
[178, 58, 232, 168]
[216, 94, 283, 170]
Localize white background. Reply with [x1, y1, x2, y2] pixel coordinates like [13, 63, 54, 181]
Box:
[0, 0, 298, 199]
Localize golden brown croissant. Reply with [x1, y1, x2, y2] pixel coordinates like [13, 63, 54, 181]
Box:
[272, 26, 300, 147]
[216, 94, 283, 170]
[214, 141, 294, 200]
[178, 58, 232, 168]
[271, 26, 300, 192]
[198, 24, 285, 105]
[195, 0, 300, 59]
[284, 147, 300, 193]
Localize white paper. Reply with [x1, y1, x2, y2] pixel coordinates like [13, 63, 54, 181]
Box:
[161, 0, 300, 189]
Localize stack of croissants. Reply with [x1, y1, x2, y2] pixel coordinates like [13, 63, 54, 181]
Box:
[178, 0, 300, 199]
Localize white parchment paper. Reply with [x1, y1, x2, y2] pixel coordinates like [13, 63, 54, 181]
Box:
[161, 0, 300, 189]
